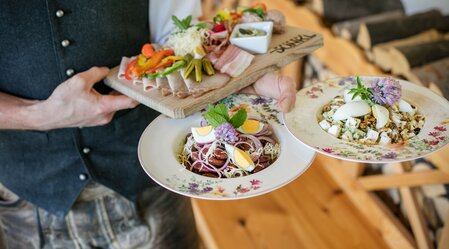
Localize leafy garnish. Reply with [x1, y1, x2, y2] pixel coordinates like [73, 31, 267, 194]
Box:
[195, 22, 209, 29]
[348, 76, 375, 105]
[203, 104, 247, 128]
[172, 15, 193, 30]
[229, 109, 247, 128]
[242, 7, 266, 19]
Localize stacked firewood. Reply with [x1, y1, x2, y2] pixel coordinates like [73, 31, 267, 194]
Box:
[301, 0, 449, 99]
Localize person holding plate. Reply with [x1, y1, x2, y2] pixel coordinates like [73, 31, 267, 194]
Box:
[0, 1, 296, 248]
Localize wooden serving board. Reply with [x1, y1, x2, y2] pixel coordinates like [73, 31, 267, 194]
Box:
[104, 26, 322, 119]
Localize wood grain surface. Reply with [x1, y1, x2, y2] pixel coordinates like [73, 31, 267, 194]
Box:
[104, 26, 322, 119]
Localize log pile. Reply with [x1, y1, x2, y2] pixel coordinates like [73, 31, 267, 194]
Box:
[356, 10, 449, 49]
[309, 0, 403, 24]
[303, 0, 449, 99]
[331, 10, 404, 41]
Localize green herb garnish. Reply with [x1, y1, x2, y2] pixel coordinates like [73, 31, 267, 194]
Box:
[203, 104, 247, 128]
[348, 76, 375, 105]
[172, 15, 193, 30]
[242, 7, 266, 19]
[195, 22, 208, 29]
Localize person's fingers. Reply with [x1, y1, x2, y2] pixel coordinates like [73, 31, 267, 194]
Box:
[253, 73, 297, 112]
[71, 67, 110, 90]
[253, 73, 283, 99]
[101, 94, 139, 112]
[277, 76, 296, 112]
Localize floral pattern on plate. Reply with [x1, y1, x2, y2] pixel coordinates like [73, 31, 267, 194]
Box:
[165, 175, 263, 197]
[138, 94, 316, 200]
[284, 76, 449, 163]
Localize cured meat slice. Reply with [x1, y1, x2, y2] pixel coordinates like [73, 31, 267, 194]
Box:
[118, 56, 132, 80]
[213, 45, 254, 77]
[156, 76, 172, 96]
[220, 52, 254, 77]
[180, 68, 230, 98]
[166, 71, 190, 98]
[142, 77, 156, 92]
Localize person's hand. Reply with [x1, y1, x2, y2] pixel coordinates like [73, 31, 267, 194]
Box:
[240, 72, 296, 112]
[35, 67, 138, 130]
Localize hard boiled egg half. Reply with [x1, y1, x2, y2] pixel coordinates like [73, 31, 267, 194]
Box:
[237, 119, 265, 134]
[372, 104, 390, 129]
[224, 143, 255, 172]
[191, 125, 216, 144]
[333, 101, 371, 121]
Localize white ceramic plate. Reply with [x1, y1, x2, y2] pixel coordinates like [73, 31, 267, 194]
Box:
[283, 76, 449, 163]
[138, 94, 316, 199]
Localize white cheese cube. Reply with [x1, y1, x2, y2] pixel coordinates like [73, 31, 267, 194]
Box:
[345, 117, 361, 130]
[328, 125, 341, 137]
[341, 131, 353, 141]
[322, 110, 335, 120]
[379, 132, 391, 145]
[366, 129, 379, 141]
[319, 120, 331, 131]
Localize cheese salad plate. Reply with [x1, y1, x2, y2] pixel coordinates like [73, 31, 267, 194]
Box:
[138, 94, 316, 199]
[283, 76, 449, 163]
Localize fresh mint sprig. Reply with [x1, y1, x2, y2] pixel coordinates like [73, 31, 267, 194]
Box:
[172, 15, 192, 30]
[348, 76, 376, 105]
[202, 104, 247, 128]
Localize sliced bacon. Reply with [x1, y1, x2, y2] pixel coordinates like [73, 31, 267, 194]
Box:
[214, 45, 254, 77]
[214, 45, 241, 70]
[205, 52, 220, 65]
[220, 51, 254, 77]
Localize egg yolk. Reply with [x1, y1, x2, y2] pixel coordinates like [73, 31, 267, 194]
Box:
[234, 147, 254, 168]
[195, 126, 213, 136]
[240, 120, 261, 134]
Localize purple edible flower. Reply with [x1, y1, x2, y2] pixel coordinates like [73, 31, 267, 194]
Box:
[382, 152, 397, 159]
[369, 77, 401, 106]
[251, 96, 269, 105]
[215, 122, 239, 144]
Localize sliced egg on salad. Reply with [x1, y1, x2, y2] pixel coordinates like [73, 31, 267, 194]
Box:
[332, 101, 371, 121]
[191, 126, 216, 143]
[398, 99, 416, 115]
[224, 143, 255, 172]
[372, 104, 390, 129]
[237, 119, 265, 134]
